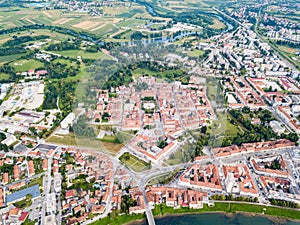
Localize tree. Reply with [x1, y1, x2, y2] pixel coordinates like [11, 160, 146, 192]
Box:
[29, 127, 37, 135]
[200, 126, 207, 134]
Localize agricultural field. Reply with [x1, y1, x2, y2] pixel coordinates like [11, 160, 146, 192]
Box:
[209, 18, 226, 29]
[0, 54, 26, 64]
[0, 4, 150, 39]
[52, 50, 112, 60]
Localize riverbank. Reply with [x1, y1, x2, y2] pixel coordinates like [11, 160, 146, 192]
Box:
[124, 202, 300, 225]
[128, 212, 300, 225]
[88, 202, 300, 225]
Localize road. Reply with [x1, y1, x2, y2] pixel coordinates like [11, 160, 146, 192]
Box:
[41, 154, 54, 225]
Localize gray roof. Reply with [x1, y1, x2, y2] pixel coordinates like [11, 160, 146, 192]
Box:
[6, 184, 40, 204]
[36, 144, 56, 150]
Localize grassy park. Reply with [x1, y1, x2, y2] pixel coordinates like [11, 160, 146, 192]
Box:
[119, 152, 151, 172]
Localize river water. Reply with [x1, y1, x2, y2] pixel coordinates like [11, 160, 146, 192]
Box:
[132, 213, 300, 225]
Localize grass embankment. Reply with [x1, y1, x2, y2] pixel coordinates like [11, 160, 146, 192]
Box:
[89, 202, 300, 225]
[90, 213, 146, 225]
[147, 169, 181, 185]
[47, 133, 123, 155]
[153, 203, 300, 220]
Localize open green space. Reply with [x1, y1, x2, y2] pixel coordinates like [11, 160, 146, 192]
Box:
[0, 72, 10, 81]
[210, 111, 241, 136]
[47, 133, 123, 155]
[91, 201, 300, 225]
[152, 202, 300, 220]
[14, 194, 32, 209]
[132, 68, 157, 80]
[90, 212, 145, 225]
[99, 134, 121, 144]
[117, 18, 148, 28]
[209, 18, 226, 29]
[207, 111, 242, 148]
[119, 152, 151, 172]
[166, 148, 185, 165]
[147, 168, 181, 185]
[10, 59, 44, 72]
[0, 54, 25, 64]
[68, 174, 95, 191]
[53, 50, 112, 60]
[186, 49, 205, 57]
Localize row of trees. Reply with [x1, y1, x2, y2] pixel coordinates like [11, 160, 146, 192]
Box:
[211, 194, 258, 203]
[0, 46, 27, 56]
[46, 40, 81, 51]
[269, 199, 300, 208]
[42, 82, 58, 109]
[0, 143, 10, 152]
[3, 35, 49, 47]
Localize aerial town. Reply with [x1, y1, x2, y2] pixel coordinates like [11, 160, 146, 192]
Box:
[0, 0, 299, 225]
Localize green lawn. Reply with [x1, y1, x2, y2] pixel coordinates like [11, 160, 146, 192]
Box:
[166, 148, 184, 165]
[10, 59, 44, 72]
[209, 111, 241, 137]
[132, 68, 157, 80]
[90, 212, 145, 225]
[147, 169, 181, 185]
[208, 111, 242, 148]
[53, 50, 112, 60]
[117, 18, 147, 28]
[47, 133, 122, 155]
[14, 195, 32, 209]
[99, 134, 121, 143]
[152, 203, 300, 220]
[0, 72, 10, 81]
[186, 49, 205, 57]
[91, 202, 300, 225]
[0, 53, 25, 64]
[119, 152, 150, 172]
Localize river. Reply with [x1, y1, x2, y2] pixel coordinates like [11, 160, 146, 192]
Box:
[131, 213, 300, 225]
